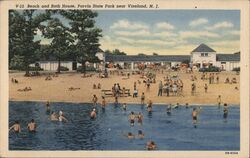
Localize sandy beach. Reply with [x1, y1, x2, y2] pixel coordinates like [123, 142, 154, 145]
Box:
[9, 71, 240, 105]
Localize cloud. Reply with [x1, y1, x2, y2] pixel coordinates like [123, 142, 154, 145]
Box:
[205, 21, 234, 30]
[189, 18, 208, 27]
[117, 37, 176, 46]
[228, 30, 240, 35]
[179, 31, 220, 39]
[208, 40, 239, 47]
[114, 30, 151, 37]
[110, 19, 148, 30]
[156, 22, 175, 30]
[153, 31, 177, 38]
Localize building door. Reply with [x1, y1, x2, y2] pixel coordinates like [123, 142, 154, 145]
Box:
[72, 61, 77, 70]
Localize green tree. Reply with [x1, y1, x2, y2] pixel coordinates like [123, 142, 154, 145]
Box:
[138, 53, 147, 56]
[112, 49, 126, 55]
[41, 18, 74, 73]
[60, 10, 102, 73]
[9, 10, 51, 76]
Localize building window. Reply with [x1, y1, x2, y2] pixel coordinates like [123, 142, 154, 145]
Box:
[201, 53, 204, 57]
[205, 53, 208, 56]
[221, 62, 226, 64]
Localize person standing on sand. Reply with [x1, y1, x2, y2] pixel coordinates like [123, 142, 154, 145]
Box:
[27, 119, 36, 132]
[92, 95, 98, 106]
[9, 121, 21, 133]
[204, 84, 208, 93]
[166, 83, 170, 97]
[216, 75, 219, 84]
[101, 96, 106, 109]
[141, 92, 145, 105]
[158, 81, 163, 96]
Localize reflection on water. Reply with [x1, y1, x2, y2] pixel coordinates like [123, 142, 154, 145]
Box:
[9, 101, 240, 150]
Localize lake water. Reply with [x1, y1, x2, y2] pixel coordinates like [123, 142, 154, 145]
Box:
[9, 101, 240, 150]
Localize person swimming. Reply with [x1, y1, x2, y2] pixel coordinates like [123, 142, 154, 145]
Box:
[122, 103, 127, 110]
[223, 103, 228, 118]
[137, 112, 143, 125]
[166, 104, 171, 114]
[138, 130, 144, 139]
[27, 119, 36, 132]
[92, 95, 98, 106]
[192, 108, 198, 126]
[127, 132, 135, 139]
[50, 111, 58, 121]
[101, 96, 106, 109]
[90, 109, 97, 119]
[9, 121, 21, 133]
[129, 111, 136, 126]
[45, 101, 51, 112]
[185, 103, 189, 108]
[147, 100, 153, 112]
[59, 111, 68, 122]
[146, 141, 156, 150]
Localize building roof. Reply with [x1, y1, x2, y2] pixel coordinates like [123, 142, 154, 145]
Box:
[191, 43, 216, 53]
[105, 55, 190, 62]
[216, 54, 240, 61]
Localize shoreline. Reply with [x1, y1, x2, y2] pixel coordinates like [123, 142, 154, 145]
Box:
[9, 71, 240, 106]
[9, 99, 240, 106]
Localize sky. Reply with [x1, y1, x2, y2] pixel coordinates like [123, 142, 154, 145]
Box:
[37, 10, 240, 55]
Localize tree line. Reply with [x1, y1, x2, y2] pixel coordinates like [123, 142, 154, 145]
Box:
[9, 10, 102, 75]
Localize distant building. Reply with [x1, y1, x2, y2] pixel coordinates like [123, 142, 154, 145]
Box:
[103, 43, 240, 71]
[31, 49, 104, 71]
[31, 44, 240, 71]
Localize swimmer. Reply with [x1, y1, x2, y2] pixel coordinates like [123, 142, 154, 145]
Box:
[217, 95, 221, 108]
[146, 141, 156, 150]
[185, 103, 189, 108]
[166, 104, 171, 114]
[147, 100, 153, 112]
[50, 111, 58, 121]
[129, 111, 136, 126]
[45, 101, 51, 112]
[223, 103, 228, 118]
[101, 96, 106, 109]
[59, 111, 68, 122]
[92, 95, 98, 106]
[137, 112, 143, 125]
[127, 132, 135, 139]
[27, 119, 36, 132]
[141, 92, 145, 105]
[9, 121, 21, 133]
[90, 108, 97, 119]
[122, 103, 127, 110]
[192, 108, 198, 125]
[138, 130, 144, 139]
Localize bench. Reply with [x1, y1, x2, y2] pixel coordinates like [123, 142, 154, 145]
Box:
[120, 89, 131, 97]
[101, 89, 131, 97]
[101, 90, 113, 96]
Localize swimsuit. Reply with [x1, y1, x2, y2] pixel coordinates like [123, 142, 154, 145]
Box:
[193, 116, 197, 120]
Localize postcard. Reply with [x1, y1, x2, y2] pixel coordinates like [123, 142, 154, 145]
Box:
[0, 0, 249, 157]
